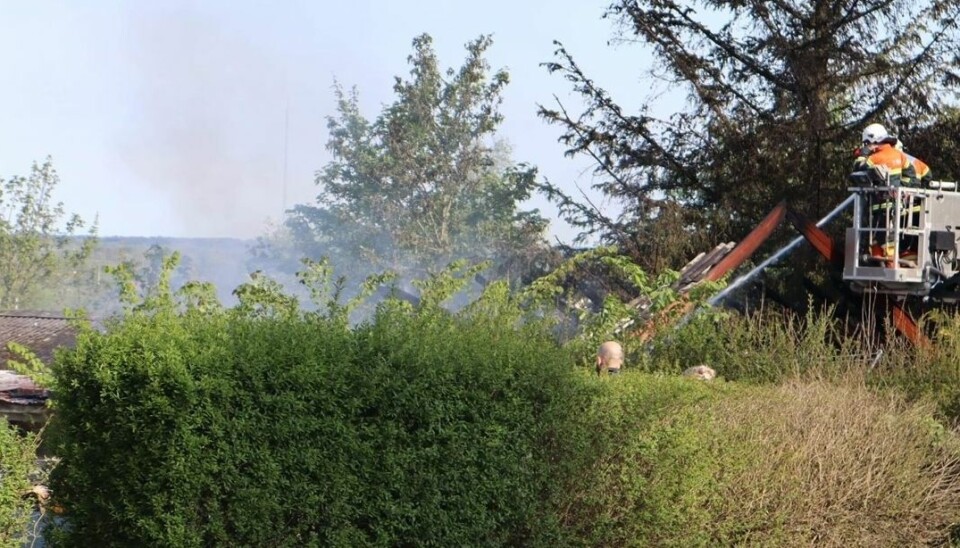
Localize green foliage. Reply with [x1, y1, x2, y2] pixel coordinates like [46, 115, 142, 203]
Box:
[554, 372, 960, 547]
[231, 271, 300, 320]
[102, 260, 140, 311]
[522, 246, 618, 305]
[411, 258, 490, 312]
[40, 247, 960, 546]
[539, 0, 960, 288]
[104, 250, 226, 318]
[0, 419, 35, 547]
[283, 33, 552, 287]
[601, 254, 695, 312]
[0, 157, 97, 309]
[554, 373, 729, 546]
[175, 281, 222, 315]
[6, 341, 54, 389]
[43, 265, 582, 546]
[294, 256, 397, 324]
[524, 247, 725, 372]
[75, 236, 250, 317]
[649, 302, 853, 381]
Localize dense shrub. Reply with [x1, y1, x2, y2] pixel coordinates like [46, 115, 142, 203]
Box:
[44, 299, 584, 546]
[704, 378, 960, 546]
[38, 253, 960, 546]
[557, 374, 960, 547]
[0, 419, 34, 547]
[552, 373, 731, 546]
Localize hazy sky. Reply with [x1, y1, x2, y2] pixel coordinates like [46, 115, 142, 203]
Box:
[0, 1, 675, 241]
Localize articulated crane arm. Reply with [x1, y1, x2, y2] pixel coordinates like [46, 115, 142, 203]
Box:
[675, 194, 928, 346]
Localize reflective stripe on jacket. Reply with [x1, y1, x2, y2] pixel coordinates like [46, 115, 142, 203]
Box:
[906, 153, 931, 185]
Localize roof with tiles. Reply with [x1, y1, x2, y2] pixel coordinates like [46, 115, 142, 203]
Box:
[0, 310, 81, 368]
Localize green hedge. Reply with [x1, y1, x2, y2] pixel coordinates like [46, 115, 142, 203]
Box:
[551, 374, 730, 546]
[556, 374, 960, 546]
[41, 296, 960, 546]
[0, 418, 34, 547]
[45, 304, 582, 546]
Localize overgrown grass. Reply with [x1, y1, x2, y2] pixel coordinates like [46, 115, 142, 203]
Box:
[650, 301, 960, 426]
[707, 377, 960, 546]
[649, 303, 868, 382]
[872, 310, 960, 423]
[557, 372, 960, 547]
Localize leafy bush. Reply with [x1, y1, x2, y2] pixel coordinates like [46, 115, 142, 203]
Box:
[44, 284, 582, 546]
[552, 373, 731, 546]
[557, 373, 960, 547]
[38, 252, 960, 546]
[0, 419, 34, 547]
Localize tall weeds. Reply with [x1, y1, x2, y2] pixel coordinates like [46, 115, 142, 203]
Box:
[708, 377, 960, 546]
[556, 373, 960, 547]
[649, 303, 871, 381]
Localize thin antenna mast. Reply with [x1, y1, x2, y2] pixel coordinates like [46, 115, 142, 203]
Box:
[282, 105, 289, 214]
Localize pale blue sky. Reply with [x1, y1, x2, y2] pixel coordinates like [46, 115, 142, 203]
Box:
[0, 1, 675, 240]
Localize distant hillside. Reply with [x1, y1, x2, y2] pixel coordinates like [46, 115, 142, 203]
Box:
[98, 236, 251, 251]
[92, 236, 261, 304]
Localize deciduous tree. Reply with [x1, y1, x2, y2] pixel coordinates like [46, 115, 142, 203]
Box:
[286, 33, 554, 287]
[0, 158, 97, 309]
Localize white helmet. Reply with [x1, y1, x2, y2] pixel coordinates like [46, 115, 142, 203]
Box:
[862, 123, 889, 145]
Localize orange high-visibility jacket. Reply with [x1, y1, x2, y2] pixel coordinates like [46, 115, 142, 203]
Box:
[853, 143, 919, 187]
[906, 153, 931, 186]
[853, 145, 932, 186]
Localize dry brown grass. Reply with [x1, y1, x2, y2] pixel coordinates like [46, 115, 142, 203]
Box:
[710, 375, 960, 547]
